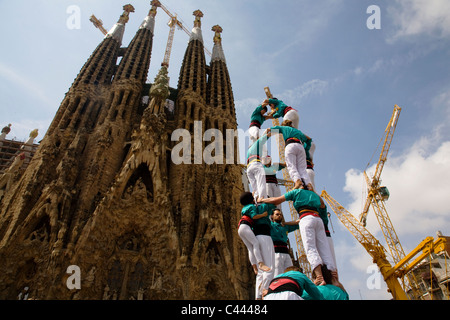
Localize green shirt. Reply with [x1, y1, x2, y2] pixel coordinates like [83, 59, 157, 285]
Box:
[263, 164, 284, 176]
[253, 203, 275, 227]
[250, 105, 267, 125]
[269, 99, 289, 119]
[284, 189, 322, 213]
[246, 134, 268, 160]
[272, 271, 324, 300]
[270, 126, 309, 149]
[270, 221, 299, 244]
[302, 284, 349, 300]
[241, 204, 256, 218]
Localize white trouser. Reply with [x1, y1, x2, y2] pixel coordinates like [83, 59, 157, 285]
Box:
[274, 252, 293, 276]
[299, 215, 336, 272]
[264, 291, 303, 300]
[285, 143, 311, 185]
[247, 161, 267, 199]
[307, 140, 316, 189]
[255, 235, 275, 299]
[307, 168, 315, 190]
[309, 141, 316, 160]
[284, 110, 299, 129]
[238, 224, 263, 266]
[328, 236, 337, 269]
[266, 182, 281, 209]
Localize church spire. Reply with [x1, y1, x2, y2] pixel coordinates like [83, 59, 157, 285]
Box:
[189, 10, 204, 43]
[207, 25, 234, 115]
[105, 4, 135, 46]
[177, 10, 207, 97]
[211, 25, 226, 63]
[139, 0, 159, 32]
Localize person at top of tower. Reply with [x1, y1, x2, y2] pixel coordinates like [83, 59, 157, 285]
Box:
[265, 98, 300, 129]
[258, 188, 337, 286]
[270, 208, 299, 276]
[249, 101, 270, 146]
[264, 120, 313, 191]
[246, 133, 269, 199]
[238, 191, 272, 275]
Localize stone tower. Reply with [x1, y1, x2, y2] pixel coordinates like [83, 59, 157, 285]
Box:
[0, 3, 253, 300]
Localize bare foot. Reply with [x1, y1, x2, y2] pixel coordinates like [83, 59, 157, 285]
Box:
[258, 262, 271, 272]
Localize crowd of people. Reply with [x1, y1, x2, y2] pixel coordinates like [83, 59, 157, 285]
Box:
[238, 96, 348, 300]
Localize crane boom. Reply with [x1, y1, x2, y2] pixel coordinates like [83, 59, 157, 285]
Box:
[321, 190, 409, 300]
[89, 15, 108, 35]
[158, 2, 212, 58]
[360, 105, 401, 226]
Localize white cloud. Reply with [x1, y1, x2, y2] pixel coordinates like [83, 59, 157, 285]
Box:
[344, 137, 450, 239]
[274, 79, 329, 104]
[388, 0, 450, 41]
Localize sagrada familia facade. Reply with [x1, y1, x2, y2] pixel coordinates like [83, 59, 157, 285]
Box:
[0, 2, 253, 299]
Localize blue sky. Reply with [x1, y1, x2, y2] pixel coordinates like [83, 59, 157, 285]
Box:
[1, 0, 450, 300]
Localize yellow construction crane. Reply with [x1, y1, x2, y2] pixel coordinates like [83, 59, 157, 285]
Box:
[157, 2, 212, 67]
[357, 105, 418, 292]
[321, 190, 448, 300]
[89, 15, 108, 35]
[264, 86, 311, 277]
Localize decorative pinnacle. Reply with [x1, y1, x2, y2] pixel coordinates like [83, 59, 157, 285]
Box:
[118, 4, 135, 24]
[149, 0, 160, 16]
[212, 25, 223, 44]
[193, 10, 203, 28]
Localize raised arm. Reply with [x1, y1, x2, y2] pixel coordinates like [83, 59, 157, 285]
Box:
[258, 194, 286, 206]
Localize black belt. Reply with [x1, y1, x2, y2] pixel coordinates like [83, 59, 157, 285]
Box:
[273, 241, 289, 254]
[249, 121, 261, 128]
[285, 137, 302, 146]
[265, 175, 278, 184]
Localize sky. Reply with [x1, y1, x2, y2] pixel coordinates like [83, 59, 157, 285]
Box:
[1, 0, 450, 300]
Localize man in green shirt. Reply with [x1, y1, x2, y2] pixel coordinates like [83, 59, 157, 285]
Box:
[249, 103, 269, 146]
[265, 124, 313, 190]
[302, 265, 349, 300]
[263, 266, 324, 300]
[253, 201, 276, 299]
[259, 189, 337, 286]
[265, 98, 300, 129]
[246, 134, 269, 199]
[270, 208, 299, 276]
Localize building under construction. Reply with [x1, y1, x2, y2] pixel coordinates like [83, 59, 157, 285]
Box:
[0, 1, 252, 300]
